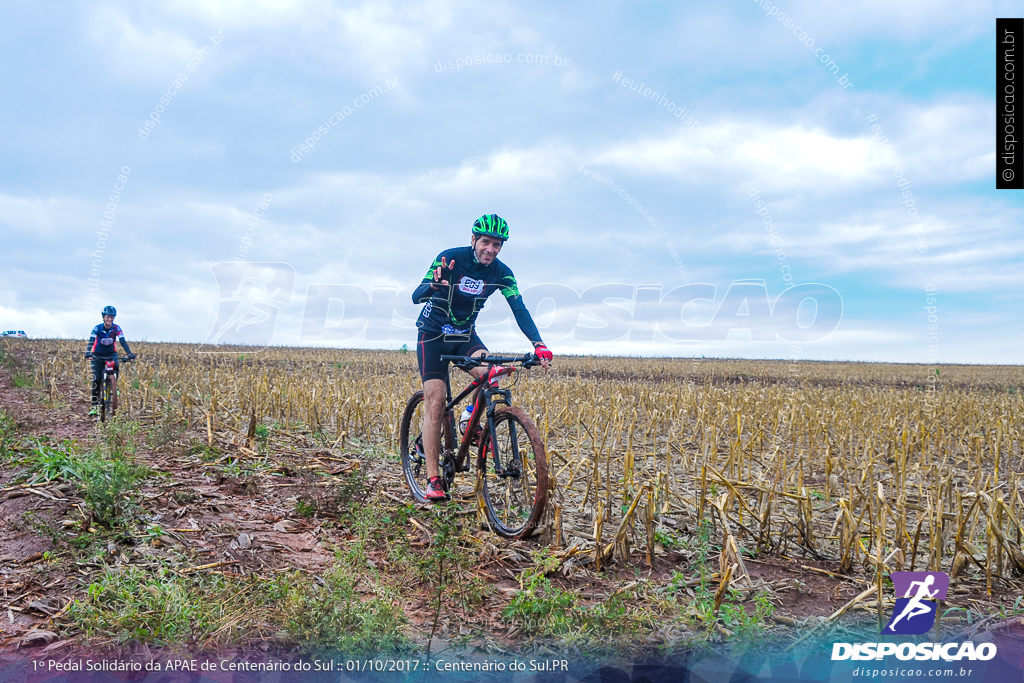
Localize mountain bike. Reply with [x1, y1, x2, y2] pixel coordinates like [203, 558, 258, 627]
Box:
[91, 356, 133, 423]
[399, 353, 548, 539]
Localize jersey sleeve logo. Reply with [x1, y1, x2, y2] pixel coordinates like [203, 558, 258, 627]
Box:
[458, 276, 485, 295]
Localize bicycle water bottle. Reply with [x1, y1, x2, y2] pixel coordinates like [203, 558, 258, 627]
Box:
[459, 404, 474, 434]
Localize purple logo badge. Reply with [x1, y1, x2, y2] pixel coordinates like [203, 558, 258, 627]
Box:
[882, 571, 949, 635]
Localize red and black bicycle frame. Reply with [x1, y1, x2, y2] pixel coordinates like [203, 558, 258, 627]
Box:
[444, 363, 519, 477]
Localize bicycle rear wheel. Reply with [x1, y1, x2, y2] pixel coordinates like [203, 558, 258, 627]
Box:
[477, 406, 548, 539]
[399, 391, 455, 503]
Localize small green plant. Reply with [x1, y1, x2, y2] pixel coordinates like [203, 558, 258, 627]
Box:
[0, 409, 17, 461]
[220, 459, 243, 478]
[719, 590, 776, 645]
[12, 372, 33, 388]
[295, 499, 316, 518]
[687, 518, 716, 575]
[655, 528, 683, 550]
[20, 441, 79, 484]
[502, 574, 577, 635]
[254, 425, 269, 443]
[78, 450, 149, 527]
[147, 410, 183, 449]
[104, 417, 140, 456]
[187, 440, 221, 462]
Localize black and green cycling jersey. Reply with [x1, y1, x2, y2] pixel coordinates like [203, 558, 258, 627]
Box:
[412, 246, 542, 344]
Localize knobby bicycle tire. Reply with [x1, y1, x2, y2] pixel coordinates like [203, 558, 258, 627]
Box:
[399, 390, 455, 503]
[100, 378, 112, 423]
[477, 406, 548, 539]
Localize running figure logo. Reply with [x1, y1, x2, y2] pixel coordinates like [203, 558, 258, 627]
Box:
[882, 571, 949, 635]
[202, 263, 295, 350]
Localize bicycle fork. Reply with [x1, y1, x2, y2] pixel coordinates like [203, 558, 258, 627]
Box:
[480, 386, 521, 479]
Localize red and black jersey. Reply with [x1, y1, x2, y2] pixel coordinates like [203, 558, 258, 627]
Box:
[87, 323, 132, 358]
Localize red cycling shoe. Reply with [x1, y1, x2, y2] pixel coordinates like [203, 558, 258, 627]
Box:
[424, 477, 450, 502]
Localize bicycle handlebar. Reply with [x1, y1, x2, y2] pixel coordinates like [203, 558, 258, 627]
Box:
[440, 353, 542, 369]
[84, 355, 135, 362]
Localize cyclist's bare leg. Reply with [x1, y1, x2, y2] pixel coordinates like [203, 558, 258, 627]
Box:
[422, 379, 447, 479]
[422, 349, 489, 480]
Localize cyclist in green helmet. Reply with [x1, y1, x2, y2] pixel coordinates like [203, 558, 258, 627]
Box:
[411, 214, 553, 501]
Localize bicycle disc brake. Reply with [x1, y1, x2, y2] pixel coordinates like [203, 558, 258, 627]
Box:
[412, 435, 426, 475]
[441, 453, 457, 490]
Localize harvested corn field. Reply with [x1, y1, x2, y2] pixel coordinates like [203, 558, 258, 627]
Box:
[2, 338, 1024, 657]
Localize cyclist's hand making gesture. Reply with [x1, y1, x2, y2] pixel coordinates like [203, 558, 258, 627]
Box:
[430, 257, 455, 289]
[533, 343, 552, 371]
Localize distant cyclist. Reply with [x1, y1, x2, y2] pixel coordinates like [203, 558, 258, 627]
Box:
[84, 306, 135, 416]
[412, 214, 553, 502]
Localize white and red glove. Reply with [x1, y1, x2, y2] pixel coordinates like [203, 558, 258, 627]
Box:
[533, 344, 553, 361]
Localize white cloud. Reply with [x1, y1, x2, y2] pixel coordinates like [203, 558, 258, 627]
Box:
[83, 6, 206, 78]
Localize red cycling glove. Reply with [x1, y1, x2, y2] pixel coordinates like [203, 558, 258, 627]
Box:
[533, 344, 553, 361]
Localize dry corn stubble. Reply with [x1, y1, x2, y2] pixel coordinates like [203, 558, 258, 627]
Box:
[25, 339, 1024, 596]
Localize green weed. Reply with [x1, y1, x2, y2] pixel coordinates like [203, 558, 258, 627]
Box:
[19, 441, 80, 484]
[103, 417, 140, 456]
[0, 409, 16, 461]
[187, 440, 221, 462]
[502, 574, 577, 635]
[69, 565, 287, 646]
[655, 528, 683, 550]
[77, 449, 149, 527]
[281, 561, 409, 656]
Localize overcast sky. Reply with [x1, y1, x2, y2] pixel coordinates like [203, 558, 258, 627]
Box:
[1, 0, 1020, 363]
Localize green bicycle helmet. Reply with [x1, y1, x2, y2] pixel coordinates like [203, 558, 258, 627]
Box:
[472, 214, 509, 241]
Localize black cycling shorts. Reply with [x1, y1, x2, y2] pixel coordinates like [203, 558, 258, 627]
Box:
[416, 329, 487, 383]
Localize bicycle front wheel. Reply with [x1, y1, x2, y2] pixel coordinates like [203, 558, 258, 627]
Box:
[399, 391, 455, 503]
[477, 406, 548, 539]
[100, 379, 111, 423]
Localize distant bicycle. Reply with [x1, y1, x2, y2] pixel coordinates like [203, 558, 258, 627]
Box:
[399, 353, 548, 539]
[88, 355, 134, 422]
